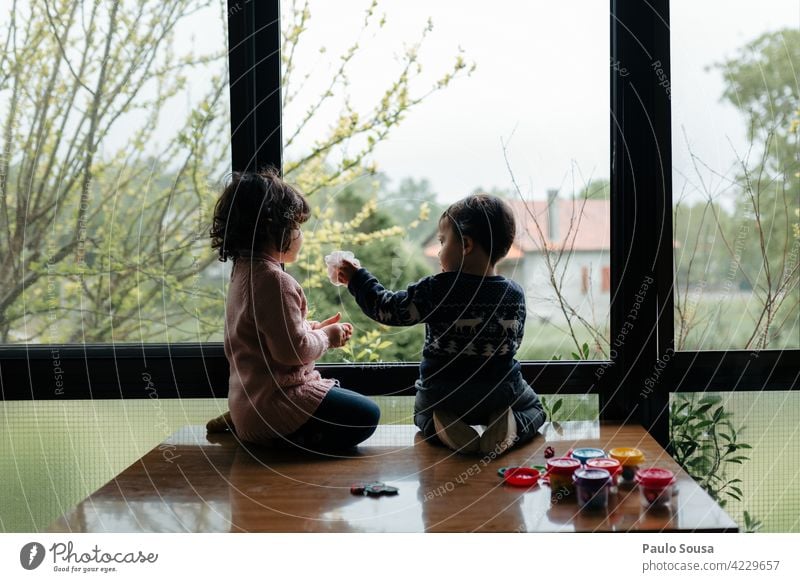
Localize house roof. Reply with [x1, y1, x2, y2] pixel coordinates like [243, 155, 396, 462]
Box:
[423, 198, 610, 259]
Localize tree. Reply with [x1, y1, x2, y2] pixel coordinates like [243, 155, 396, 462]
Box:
[377, 176, 439, 244]
[0, 0, 228, 342]
[576, 179, 610, 200]
[0, 0, 472, 349]
[674, 28, 799, 350]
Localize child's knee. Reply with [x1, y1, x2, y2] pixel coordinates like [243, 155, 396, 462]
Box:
[363, 397, 381, 426]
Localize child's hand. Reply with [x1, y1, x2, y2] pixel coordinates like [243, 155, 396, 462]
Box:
[323, 322, 353, 348]
[337, 259, 360, 286]
[313, 312, 341, 329]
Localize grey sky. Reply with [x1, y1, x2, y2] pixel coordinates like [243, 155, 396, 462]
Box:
[279, 0, 798, 201]
[8, 0, 796, 202]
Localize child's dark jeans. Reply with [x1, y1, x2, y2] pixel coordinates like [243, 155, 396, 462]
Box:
[286, 386, 380, 452]
[413, 373, 546, 447]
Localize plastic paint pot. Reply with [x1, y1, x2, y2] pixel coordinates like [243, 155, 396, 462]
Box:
[636, 468, 676, 508]
[609, 447, 645, 487]
[504, 467, 541, 487]
[571, 447, 606, 465]
[573, 468, 612, 511]
[586, 457, 623, 488]
[546, 457, 582, 497]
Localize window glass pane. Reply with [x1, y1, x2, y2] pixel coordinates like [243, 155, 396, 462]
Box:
[0, 399, 227, 532]
[671, 1, 800, 350]
[0, 0, 231, 344]
[670, 392, 800, 532]
[281, 0, 610, 362]
[0, 397, 425, 532]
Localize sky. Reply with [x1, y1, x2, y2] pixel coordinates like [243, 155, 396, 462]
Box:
[6, 0, 797, 202]
[175, 0, 798, 202]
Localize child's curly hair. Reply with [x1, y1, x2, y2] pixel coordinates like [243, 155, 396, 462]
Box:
[440, 193, 516, 265]
[210, 167, 310, 262]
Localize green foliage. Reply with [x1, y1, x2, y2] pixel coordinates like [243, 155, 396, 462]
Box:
[340, 329, 393, 363]
[575, 179, 610, 200]
[743, 510, 763, 534]
[674, 27, 799, 351]
[0, 0, 229, 342]
[541, 345, 592, 421]
[571, 342, 590, 361]
[669, 394, 759, 529]
[713, 29, 800, 147]
[285, 172, 435, 362]
[541, 396, 563, 421]
[0, 0, 471, 347]
[539, 395, 598, 422]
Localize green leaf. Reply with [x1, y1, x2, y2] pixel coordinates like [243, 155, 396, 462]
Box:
[552, 399, 563, 415]
[725, 456, 750, 463]
[695, 402, 714, 415]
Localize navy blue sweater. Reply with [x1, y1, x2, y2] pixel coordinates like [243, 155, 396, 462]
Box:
[347, 268, 526, 385]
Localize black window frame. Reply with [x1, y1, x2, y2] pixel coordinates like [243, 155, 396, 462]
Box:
[1, 0, 797, 449]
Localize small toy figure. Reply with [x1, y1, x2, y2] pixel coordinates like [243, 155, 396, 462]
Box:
[350, 482, 398, 497]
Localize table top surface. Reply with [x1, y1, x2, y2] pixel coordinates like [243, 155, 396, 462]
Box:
[49, 421, 738, 533]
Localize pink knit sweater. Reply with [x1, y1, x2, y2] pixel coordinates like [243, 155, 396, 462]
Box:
[224, 254, 334, 443]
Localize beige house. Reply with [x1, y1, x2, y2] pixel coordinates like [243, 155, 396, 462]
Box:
[425, 192, 610, 327]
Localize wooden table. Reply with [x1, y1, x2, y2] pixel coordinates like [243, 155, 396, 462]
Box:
[48, 421, 738, 532]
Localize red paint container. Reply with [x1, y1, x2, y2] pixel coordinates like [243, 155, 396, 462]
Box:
[504, 467, 541, 487]
[586, 457, 623, 488]
[636, 468, 676, 508]
[546, 457, 582, 497]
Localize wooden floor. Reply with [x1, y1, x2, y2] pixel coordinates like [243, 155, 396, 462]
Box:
[48, 421, 738, 533]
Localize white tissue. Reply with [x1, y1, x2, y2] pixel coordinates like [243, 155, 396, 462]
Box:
[324, 250, 361, 286]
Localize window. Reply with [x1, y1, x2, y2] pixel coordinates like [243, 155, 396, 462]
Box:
[2, 0, 797, 534]
[671, 0, 799, 351]
[280, 0, 610, 363]
[0, 0, 231, 345]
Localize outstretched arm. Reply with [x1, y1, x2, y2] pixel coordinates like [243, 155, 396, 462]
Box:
[343, 263, 434, 327]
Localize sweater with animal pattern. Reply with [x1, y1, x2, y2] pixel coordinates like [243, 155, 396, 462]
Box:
[347, 268, 526, 385]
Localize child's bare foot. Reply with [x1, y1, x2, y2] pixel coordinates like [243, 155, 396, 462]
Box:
[206, 411, 235, 433]
[433, 409, 480, 454]
[480, 407, 517, 456]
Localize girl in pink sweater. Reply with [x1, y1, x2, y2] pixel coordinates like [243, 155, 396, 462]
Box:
[206, 169, 380, 452]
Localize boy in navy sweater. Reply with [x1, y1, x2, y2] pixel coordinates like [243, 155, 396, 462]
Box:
[337, 194, 545, 456]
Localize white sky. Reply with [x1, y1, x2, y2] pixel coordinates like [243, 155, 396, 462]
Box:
[243, 0, 800, 201]
[7, 0, 798, 202]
